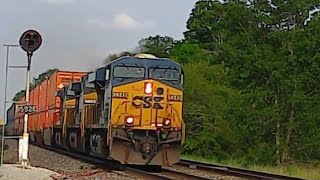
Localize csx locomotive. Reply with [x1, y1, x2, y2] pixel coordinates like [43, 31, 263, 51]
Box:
[7, 53, 185, 168]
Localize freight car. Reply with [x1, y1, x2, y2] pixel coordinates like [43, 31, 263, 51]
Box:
[7, 53, 185, 169]
[5, 70, 87, 138]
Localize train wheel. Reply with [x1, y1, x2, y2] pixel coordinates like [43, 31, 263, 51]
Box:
[115, 164, 126, 171]
[144, 165, 162, 172]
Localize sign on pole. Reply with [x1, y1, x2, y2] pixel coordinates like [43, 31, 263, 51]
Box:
[17, 105, 37, 114]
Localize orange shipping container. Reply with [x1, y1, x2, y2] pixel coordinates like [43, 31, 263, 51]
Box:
[36, 113, 41, 131]
[48, 71, 87, 109]
[45, 71, 86, 129]
[28, 89, 34, 132]
[38, 111, 46, 131]
[40, 80, 48, 112]
[29, 89, 34, 107]
[28, 114, 36, 132]
[45, 109, 54, 129]
[33, 85, 40, 113]
[34, 114, 37, 132]
[21, 70, 86, 131]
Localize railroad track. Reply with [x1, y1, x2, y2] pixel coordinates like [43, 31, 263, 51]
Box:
[123, 166, 211, 180]
[28, 142, 210, 179]
[27, 142, 307, 180]
[177, 159, 307, 180]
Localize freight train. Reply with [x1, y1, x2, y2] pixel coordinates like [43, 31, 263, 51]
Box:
[5, 53, 185, 169]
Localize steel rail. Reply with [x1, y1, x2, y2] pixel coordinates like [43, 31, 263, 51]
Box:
[28, 142, 210, 180]
[178, 159, 306, 180]
[159, 168, 212, 180]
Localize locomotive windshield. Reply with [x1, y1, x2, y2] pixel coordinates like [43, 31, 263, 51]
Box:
[149, 67, 180, 81]
[113, 66, 145, 78]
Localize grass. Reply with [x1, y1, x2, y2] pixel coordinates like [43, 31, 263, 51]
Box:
[182, 154, 320, 180]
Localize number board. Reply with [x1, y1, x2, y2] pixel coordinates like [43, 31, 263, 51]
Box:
[84, 99, 96, 104]
[17, 105, 37, 113]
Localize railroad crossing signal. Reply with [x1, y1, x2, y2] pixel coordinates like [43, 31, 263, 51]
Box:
[17, 105, 37, 113]
[19, 29, 42, 55]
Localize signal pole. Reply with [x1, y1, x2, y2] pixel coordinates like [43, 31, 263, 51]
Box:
[19, 30, 42, 169]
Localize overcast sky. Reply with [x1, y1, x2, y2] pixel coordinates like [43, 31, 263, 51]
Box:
[0, 0, 198, 119]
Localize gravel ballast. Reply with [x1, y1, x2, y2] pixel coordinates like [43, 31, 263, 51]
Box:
[2, 139, 136, 180]
[0, 164, 58, 180]
[2, 139, 246, 180]
[165, 165, 245, 180]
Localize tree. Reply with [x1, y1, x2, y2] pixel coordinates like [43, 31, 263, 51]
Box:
[183, 0, 320, 165]
[138, 35, 177, 57]
[182, 62, 238, 159]
[170, 41, 214, 64]
[103, 35, 177, 64]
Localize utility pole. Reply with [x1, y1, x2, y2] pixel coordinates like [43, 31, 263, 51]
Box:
[19, 30, 42, 169]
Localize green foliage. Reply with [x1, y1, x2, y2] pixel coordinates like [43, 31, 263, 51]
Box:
[138, 35, 177, 57]
[170, 41, 215, 64]
[181, 62, 237, 159]
[180, 0, 320, 166]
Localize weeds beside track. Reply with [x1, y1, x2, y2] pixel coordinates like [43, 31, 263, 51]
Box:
[177, 159, 306, 180]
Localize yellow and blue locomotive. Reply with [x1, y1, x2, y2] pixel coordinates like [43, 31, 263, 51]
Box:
[51, 53, 185, 168]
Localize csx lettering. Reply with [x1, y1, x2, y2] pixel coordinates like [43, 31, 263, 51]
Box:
[132, 96, 164, 109]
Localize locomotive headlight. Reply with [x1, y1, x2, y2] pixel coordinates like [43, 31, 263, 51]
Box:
[125, 116, 134, 124]
[163, 118, 171, 126]
[144, 82, 153, 94]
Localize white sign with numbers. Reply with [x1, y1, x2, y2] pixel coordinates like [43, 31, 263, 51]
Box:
[17, 105, 37, 113]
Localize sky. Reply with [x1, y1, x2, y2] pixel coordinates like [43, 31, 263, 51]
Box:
[0, 0, 198, 119]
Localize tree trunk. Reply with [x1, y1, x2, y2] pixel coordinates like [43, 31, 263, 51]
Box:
[275, 121, 281, 166]
[281, 43, 295, 163]
[282, 103, 294, 163]
[275, 86, 281, 166]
